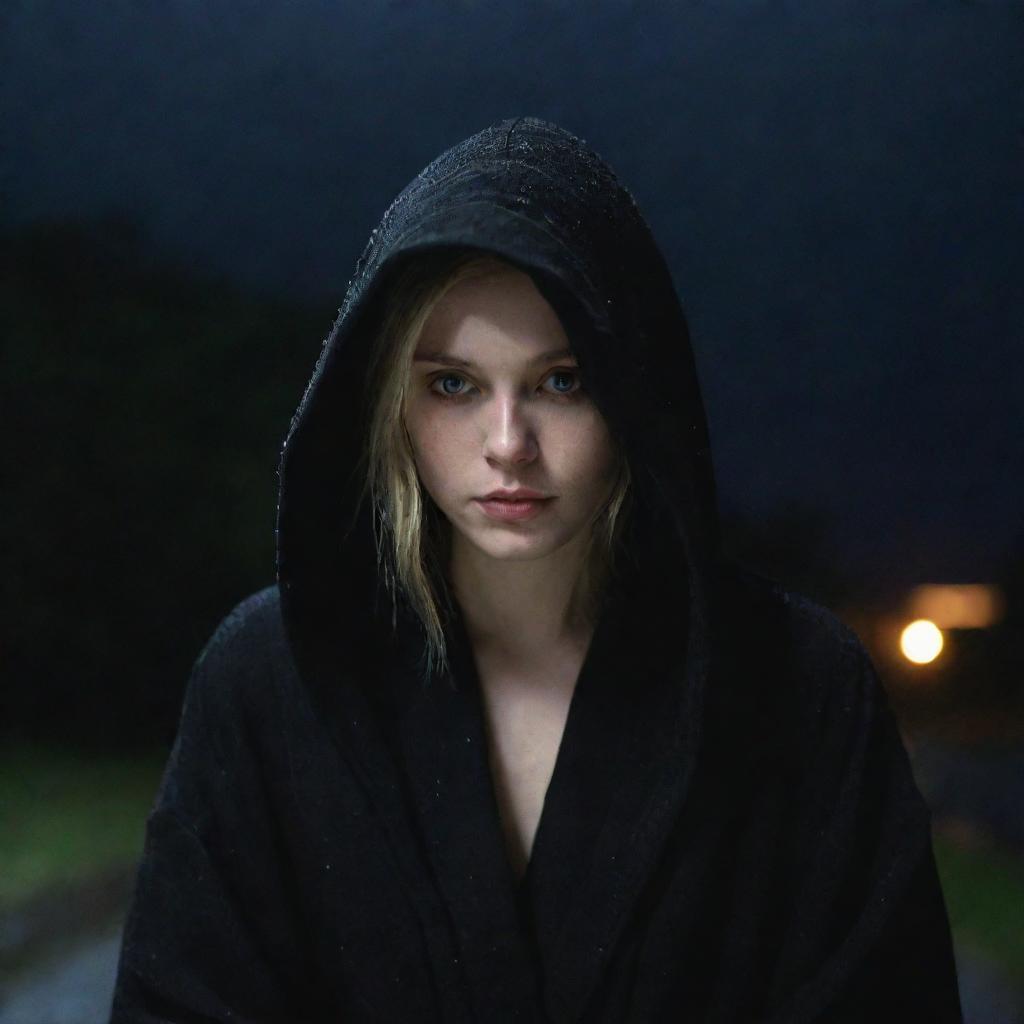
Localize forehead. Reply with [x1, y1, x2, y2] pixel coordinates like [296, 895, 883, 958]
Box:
[415, 267, 573, 363]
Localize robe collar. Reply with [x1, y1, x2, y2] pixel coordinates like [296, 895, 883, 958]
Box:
[319, 558, 706, 1024]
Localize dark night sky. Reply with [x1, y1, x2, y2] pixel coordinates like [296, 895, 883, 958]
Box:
[4, 0, 1022, 587]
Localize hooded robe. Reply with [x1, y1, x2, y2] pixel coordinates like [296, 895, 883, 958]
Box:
[109, 116, 963, 1023]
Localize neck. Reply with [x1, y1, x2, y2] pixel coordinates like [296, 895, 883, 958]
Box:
[449, 528, 594, 666]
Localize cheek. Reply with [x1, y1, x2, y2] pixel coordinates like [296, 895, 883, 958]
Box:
[558, 413, 617, 491]
[405, 406, 466, 494]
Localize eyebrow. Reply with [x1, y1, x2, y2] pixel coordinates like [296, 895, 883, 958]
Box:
[413, 347, 577, 369]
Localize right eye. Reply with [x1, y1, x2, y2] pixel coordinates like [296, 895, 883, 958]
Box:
[430, 373, 473, 400]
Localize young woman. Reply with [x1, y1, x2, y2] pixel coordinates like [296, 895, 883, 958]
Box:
[110, 117, 963, 1022]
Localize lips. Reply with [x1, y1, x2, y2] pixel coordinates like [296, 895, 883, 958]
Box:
[475, 495, 553, 522]
[480, 489, 548, 501]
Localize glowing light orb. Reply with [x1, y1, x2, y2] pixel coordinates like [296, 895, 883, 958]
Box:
[900, 619, 944, 664]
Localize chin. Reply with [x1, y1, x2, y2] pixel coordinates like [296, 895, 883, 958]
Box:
[469, 533, 554, 561]
[459, 520, 579, 562]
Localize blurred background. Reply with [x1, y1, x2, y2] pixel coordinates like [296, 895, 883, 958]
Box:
[1, 0, 1022, 1020]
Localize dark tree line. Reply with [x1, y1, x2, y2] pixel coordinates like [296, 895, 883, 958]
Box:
[1, 215, 332, 750]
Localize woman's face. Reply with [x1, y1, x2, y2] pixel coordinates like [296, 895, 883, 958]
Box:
[404, 265, 618, 565]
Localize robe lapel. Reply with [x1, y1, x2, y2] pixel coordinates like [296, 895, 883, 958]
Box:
[523, 576, 705, 1024]
[394, 571, 703, 1024]
[325, 546, 704, 1024]
[391, 603, 548, 1021]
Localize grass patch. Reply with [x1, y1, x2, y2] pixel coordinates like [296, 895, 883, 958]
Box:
[933, 828, 1024, 986]
[0, 743, 166, 911]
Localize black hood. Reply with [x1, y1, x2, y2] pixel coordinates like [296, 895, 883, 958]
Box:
[276, 115, 722, 707]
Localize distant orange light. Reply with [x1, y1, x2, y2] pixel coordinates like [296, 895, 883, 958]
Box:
[907, 584, 1004, 628]
[900, 619, 944, 664]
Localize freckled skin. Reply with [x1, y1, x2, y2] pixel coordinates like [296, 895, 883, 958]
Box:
[403, 266, 618, 566]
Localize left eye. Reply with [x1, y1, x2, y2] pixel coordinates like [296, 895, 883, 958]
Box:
[545, 370, 579, 395]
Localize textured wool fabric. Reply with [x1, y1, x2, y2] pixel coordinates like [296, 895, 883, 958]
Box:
[110, 117, 963, 1023]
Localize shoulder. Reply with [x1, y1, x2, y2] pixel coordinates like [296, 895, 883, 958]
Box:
[715, 561, 868, 662]
[193, 584, 287, 677]
[150, 586, 291, 820]
[183, 584, 295, 743]
[713, 561, 881, 732]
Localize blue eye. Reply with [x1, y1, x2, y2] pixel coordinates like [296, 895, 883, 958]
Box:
[546, 370, 581, 395]
[428, 369, 583, 401]
[435, 374, 469, 397]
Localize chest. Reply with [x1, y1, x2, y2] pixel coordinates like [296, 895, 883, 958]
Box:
[272, 612, 799, 1023]
[475, 656, 583, 880]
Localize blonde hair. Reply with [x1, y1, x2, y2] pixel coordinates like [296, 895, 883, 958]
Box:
[361, 249, 632, 682]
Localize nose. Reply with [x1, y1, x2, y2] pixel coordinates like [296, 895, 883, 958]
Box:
[481, 392, 539, 467]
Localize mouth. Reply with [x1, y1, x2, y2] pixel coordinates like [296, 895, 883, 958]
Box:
[480, 489, 549, 501]
[474, 496, 553, 523]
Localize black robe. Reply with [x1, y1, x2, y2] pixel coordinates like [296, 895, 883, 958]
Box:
[110, 117, 963, 1023]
